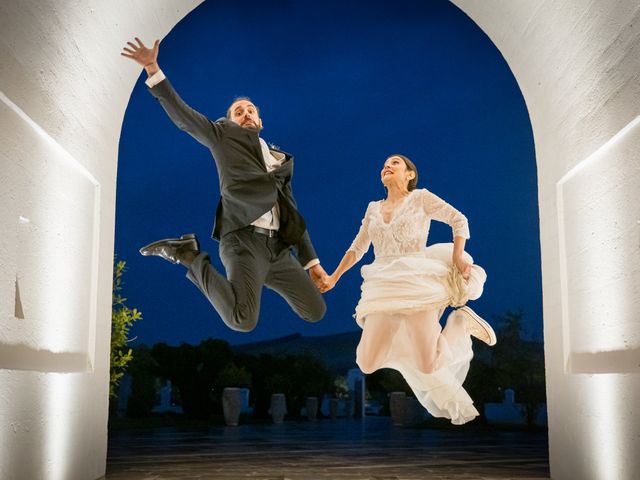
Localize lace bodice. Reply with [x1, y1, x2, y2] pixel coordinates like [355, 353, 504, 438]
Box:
[347, 188, 470, 261]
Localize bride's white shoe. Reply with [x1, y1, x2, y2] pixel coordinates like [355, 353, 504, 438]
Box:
[458, 306, 497, 346]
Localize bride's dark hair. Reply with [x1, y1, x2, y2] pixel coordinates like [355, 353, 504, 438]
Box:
[388, 154, 419, 191]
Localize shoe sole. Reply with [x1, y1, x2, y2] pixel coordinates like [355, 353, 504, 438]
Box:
[459, 306, 497, 346]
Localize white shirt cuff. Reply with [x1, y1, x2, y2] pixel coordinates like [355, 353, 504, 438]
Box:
[145, 69, 166, 88]
[303, 259, 320, 270]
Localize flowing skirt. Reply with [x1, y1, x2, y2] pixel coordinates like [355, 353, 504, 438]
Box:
[354, 243, 487, 425]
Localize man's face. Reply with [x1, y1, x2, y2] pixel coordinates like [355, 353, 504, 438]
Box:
[229, 99, 262, 130]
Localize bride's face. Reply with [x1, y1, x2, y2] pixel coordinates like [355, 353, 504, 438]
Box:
[381, 156, 414, 188]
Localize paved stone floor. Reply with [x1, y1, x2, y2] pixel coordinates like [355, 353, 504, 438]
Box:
[106, 417, 550, 479]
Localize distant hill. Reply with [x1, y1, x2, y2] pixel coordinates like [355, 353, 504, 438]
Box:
[232, 328, 545, 378]
[233, 331, 361, 375]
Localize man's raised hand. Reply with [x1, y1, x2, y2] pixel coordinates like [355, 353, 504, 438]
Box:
[121, 37, 160, 74]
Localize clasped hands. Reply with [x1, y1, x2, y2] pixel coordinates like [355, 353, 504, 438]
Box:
[308, 264, 336, 293]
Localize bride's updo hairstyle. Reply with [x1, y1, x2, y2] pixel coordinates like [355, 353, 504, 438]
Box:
[388, 154, 419, 191]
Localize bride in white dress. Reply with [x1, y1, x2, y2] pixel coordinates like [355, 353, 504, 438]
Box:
[323, 154, 497, 425]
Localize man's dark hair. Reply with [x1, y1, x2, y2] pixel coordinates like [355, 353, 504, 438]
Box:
[227, 96, 260, 119]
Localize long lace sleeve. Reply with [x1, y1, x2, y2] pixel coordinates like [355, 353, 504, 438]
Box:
[347, 203, 373, 262]
[421, 189, 470, 239]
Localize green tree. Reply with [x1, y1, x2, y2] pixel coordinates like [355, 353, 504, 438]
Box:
[215, 363, 252, 389]
[126, 345, 158, 417]
[463, 350, 501, 423]
[240, 352, 332, 419]
[289, 353, 333, 413]
[110, 259, 143, 398]
[333, 375, 349, 399]
[490, 310, 546, 426]
[152, 338, 234, 418]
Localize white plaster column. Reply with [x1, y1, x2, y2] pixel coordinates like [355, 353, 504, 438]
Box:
[0, 2, 201, 479]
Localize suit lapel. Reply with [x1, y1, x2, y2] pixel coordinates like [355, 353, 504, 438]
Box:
[243, 129, 293, 173]
[244, 129, 267, 171]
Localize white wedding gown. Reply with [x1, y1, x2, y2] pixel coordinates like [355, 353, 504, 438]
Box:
[348, 188, 487, 424]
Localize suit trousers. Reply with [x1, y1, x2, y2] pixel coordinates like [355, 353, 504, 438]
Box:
[186, 227, 327, 332]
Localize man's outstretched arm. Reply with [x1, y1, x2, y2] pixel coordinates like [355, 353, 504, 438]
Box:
[121, 37, 222, 147]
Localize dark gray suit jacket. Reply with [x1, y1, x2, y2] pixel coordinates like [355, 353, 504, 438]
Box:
[148, 77, 318, 266]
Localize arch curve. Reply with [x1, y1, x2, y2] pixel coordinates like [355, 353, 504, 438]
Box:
[1, 1, 639, 479]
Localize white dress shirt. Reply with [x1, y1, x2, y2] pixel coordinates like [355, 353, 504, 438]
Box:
[251, 138, 283, 231]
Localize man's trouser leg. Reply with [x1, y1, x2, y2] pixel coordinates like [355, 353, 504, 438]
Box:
[265, 237, 326, 323]
[186, 229, 270, 332]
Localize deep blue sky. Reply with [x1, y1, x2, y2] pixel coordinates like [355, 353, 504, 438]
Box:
[116, 0, 541, 347]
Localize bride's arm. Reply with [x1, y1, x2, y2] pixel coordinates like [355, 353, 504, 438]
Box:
[421, 189, 469, 238]
[421, 189, 472, 279]
[322, 203, 373, 292]
[452, 236, 472, 280]
[322, 251, 358, 292]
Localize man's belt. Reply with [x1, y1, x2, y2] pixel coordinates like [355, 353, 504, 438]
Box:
[249, 225, 278, 238]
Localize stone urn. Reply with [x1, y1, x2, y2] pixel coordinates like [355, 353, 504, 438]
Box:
[389, 391, 407, 426]
[222, 387, 243, 426]
[305, 396, 319, 421]
[269, 393, 287, 424]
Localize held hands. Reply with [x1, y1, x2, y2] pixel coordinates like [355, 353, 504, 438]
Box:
[120, 37, 160, 73]
[309, 264, 332, 293]
[320, 273, 338, 294]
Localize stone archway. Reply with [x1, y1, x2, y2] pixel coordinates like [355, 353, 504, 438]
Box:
[1, 1, 638, 479]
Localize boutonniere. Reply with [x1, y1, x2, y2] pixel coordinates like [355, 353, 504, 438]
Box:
[268, 142, 280, 151]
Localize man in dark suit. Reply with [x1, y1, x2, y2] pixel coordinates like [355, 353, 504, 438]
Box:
[121, 38, 327, 332]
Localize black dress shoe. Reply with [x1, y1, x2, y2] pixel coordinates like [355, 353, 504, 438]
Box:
[139, 233, 200, 265]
